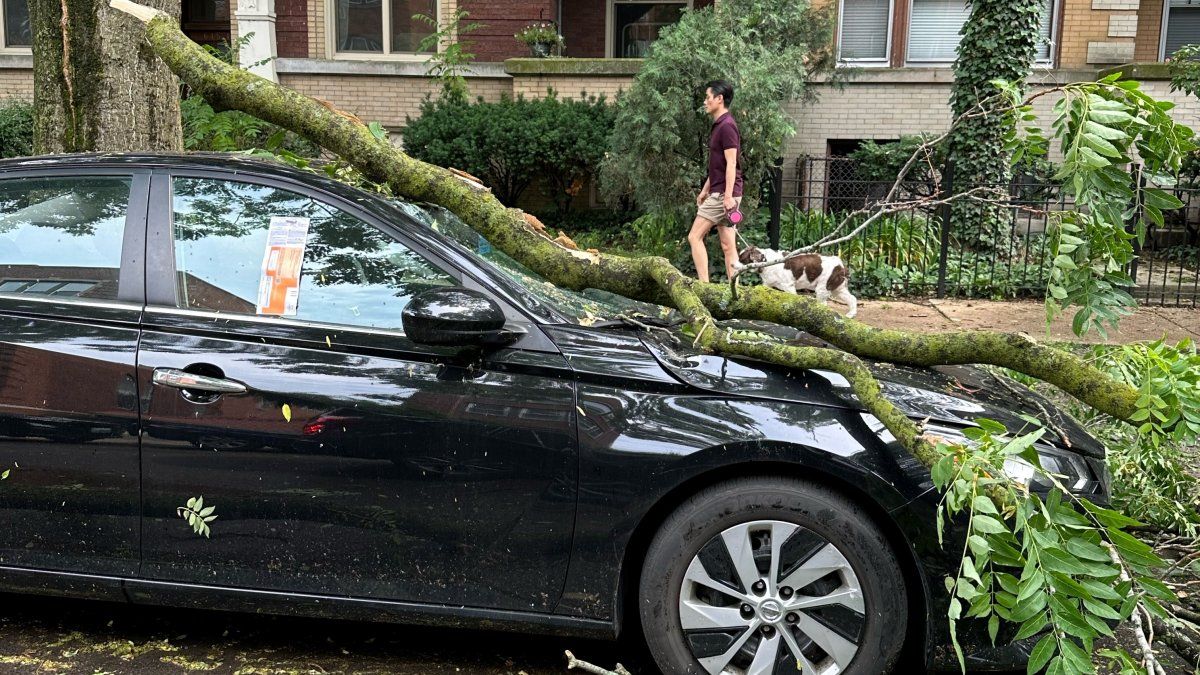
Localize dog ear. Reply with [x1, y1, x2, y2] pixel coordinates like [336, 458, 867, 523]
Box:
[738, 247, 755, 265]
[750, 248, 766, 263]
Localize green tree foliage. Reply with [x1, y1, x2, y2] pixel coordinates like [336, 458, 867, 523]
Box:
[1002, 75, 1195, 336]
[414, 9, 484, 105]
[403, 93, 614, 214]
[0, 99, 32, 158]
[948, 0, 1044, 249]
[599, 0, 834, 220]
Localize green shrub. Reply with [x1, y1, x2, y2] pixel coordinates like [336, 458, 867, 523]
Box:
[403, 93, 615, 215]
[181, 95, 319, 156]
[0, 99, 33, 158]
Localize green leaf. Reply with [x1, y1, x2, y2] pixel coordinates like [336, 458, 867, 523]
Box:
[1143, 188, 1184, 210]
[1027, 634, 1056, 675]
[1087, 109, 1134, 125]
[972, 515, 1008, 535]
[972, 495, 999, 515]
[1059, 638, 1094, 673]
[1064, 537, 1111, 562]
[987, 614, 1000, 646]
[1014, 611, 1049, 640]
[1048, 595, 1097, 640]
[1083, 120, 1127, 141]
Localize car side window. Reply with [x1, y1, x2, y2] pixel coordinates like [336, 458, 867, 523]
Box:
[0, 176, 132, 302]
[170, 177, 456, 331]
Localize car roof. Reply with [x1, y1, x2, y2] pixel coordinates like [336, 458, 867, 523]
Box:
[0, 151, 364, 195]
[0, 151, 419, 235]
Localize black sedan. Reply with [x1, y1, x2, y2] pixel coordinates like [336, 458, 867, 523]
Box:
[0, 154, 1109, 674]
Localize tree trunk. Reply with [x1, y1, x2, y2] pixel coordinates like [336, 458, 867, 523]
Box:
[31, 0, 182, 153]
[947, 0, 1042, 250]
[110, 1, 1143, 473]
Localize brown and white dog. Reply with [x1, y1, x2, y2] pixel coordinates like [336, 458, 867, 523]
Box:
[735, 246, 857, 318]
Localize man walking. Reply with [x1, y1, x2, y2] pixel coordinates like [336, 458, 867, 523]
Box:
[688, 80, 744, 282]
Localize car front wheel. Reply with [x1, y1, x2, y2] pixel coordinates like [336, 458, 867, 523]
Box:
[639, 477, 908, 675]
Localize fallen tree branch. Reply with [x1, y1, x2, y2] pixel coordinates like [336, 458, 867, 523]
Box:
[1106, 542, 1168, 675]
[110, 0, 1142, 468]
[564, 650, 632, 675]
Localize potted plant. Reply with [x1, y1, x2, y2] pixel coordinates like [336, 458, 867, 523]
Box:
[515, 22, 563, 58]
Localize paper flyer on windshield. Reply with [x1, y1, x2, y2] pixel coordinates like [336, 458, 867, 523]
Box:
[256, 216, 311, 316]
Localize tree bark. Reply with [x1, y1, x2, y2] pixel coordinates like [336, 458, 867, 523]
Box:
[110, 2, 1143, 471]
[32, 0, 182, 153]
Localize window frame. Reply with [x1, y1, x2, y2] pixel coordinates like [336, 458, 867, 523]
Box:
[150, 169, 470, 336]
[0, 0, 32, 53]
[605, 0, 693, 59]
[326, 0, 439, 61]
[837, 0, 894, 67]
[1159, 0, 1200, 61]
[833, 0, 1060, 68]
[0, 168, 147, 313]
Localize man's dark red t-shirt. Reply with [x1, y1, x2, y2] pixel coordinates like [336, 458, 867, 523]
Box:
[708, 112, 744, 197]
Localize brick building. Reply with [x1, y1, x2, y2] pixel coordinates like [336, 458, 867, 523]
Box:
[0, 0, 1198, 166]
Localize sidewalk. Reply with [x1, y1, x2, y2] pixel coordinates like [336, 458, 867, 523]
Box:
[851, 298, 1200, 344]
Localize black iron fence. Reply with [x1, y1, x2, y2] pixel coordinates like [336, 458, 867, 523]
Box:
[758, 156, 1200, 307]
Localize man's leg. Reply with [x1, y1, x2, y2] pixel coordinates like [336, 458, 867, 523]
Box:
[718, 224, 740, 279]
[688, 216, 717, 282]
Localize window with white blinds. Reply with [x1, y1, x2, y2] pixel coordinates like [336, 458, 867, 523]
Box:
[907, 0, 970, 62]
[838, 0, 891, 62]
[1036, 0, 1057, 63]
[907, 0, 1056, 64]
[1165, 1, 1200, 58]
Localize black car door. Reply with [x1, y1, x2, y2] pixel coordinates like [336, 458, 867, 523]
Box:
[0, 170, 147, 579]
[134, 170, 577, 612]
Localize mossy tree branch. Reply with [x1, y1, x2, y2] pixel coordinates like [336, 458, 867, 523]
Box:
[111, 1, 1141, 465]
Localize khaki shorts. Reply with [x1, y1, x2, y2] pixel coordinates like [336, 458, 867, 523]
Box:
[697, 192, 742, 227]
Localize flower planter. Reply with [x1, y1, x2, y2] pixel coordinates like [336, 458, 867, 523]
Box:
[529, 41, 554, 58]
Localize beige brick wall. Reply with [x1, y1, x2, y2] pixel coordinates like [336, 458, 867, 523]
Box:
[1134, 0, 1163, 62]
[511, 74, 633, 100]
[0, 68, 32, 101]
[278, 72, 508, 128]
[787, 72, 1091, 160]
[1061, 0, 1117, 67]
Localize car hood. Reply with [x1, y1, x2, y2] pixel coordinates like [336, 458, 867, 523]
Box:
[638, 323, 1104, 458]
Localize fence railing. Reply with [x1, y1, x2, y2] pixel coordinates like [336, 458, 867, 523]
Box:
[760, 156, 1200, 307]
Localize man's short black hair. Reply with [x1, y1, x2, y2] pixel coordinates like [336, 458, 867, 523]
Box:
[705, 80, 734, 107]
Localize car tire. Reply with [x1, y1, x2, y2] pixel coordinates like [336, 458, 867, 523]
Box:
[639, 477, 908, 675]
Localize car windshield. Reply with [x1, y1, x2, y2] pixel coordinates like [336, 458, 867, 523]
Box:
[393, 200, 674, 325]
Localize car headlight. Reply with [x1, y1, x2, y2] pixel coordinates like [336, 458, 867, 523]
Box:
[928, 425, 1103, 495]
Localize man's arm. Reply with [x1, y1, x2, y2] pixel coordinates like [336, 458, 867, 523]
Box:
[723, 147, 737, 211]
[698, 177, 711, 206]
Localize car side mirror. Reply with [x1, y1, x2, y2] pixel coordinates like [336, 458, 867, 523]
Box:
[402, 287, 520, 348]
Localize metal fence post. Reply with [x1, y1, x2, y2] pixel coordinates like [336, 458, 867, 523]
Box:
[936, 160, 954, 298]
[1127, 164, 1144, 284]
[768, 157, 783, 249]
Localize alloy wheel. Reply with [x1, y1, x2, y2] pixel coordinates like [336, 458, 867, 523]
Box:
[678, 519, 867, 675]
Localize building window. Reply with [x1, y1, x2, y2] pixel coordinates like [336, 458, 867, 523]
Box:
[907, 0, 971, 62]
[838, 0, 892, 63]
[1164, 0, 1200, 59]
[837, 0, 1056, 66]
[609, 0, 691, 58]
[1036, 0, 1057, 63]
[1, 0, 30, 49]
[334, 0, 436, 55]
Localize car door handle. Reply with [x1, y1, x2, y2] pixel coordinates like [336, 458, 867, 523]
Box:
[152, 368, 247, 395]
